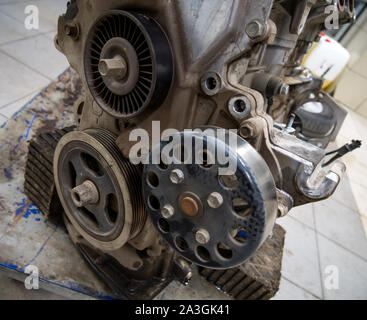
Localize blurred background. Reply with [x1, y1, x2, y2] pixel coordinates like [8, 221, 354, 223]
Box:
[0, 0, 366, 300]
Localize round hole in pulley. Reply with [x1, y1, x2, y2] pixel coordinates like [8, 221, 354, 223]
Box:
[232, 227, 249, 245]
[174, 236, 189, 252]
[146, 171, 159, 188]
[196, 246, 211, 262]
[217, 243, 233, 260]
[232, 198, 251, 218]
[158, 218, 170, 233]
[148, 195, 160, 211]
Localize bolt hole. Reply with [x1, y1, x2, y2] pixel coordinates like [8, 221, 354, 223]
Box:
[234, 99, 247, 113]
[148, 195, 160, 211]
[217, 243, 233, 260]
[158, 218, 170, 233]
[205, 77, 218, 91]
[146, 171, 159, 188]
[232, 198, 251, 218]
[175, 236, 189, 252]
[196, 246, 211, 262]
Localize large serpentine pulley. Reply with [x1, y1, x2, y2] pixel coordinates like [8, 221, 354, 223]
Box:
[84, 10, 173, 119]
[54, 129, 146, 251]
[142, 130, 278, 269]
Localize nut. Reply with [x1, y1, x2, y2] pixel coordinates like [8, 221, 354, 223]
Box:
[161, 204, 175, 219]
[195, 229, 211, 244]
[207, 192, 224, 209]
[170, 169, 185, 184]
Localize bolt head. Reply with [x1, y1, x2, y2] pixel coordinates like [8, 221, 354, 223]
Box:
[280, 84, 290, 95]
[98, 57, 127, 79]
[246, 20, 266, 39]
[161, 204, 175, 219]
[170, 169, 185, 184]
[195, 229, 211, 244]
[240, 124, 255, 139]
[207, 192, 224, 209]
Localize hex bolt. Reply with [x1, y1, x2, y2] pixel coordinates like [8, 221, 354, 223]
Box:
[161, 204, 175, 219]
[246, 20, 266, 39]
[71, 180, 99, 207]
[285, 113, 296, 134]
[207, 192, 224, 209]
[195, 229, 211, 244]
[279, 84, 290, 95]
[240, 123, 255, 139]
[170, 169, 185, 184]
[98, 56, 127, 79]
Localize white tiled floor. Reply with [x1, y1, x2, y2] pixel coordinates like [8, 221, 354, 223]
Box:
[0, 0, 69, 120]
[0, 0, 367, 300]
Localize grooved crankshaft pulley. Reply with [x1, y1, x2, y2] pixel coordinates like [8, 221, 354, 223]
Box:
[142, 130, 278, 269]
[54, 129, 146, 251]
[84, 10, 173, 119]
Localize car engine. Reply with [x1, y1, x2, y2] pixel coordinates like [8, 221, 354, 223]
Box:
[25, 0, 359, 299]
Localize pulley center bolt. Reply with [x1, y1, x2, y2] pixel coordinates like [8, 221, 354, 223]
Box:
[170, 169, 185, 184]
[71, 180, 99, 207]
[161, 204, 175, 219]
[207, 192, 224, 209]
[195, 229, 211, 244]
[180, 197, 199, 217]
[98, 56, 127, 79]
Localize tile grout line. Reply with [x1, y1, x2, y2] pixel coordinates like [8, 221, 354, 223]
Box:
[0, 30, 55, 48]
[0, 0, 41, 5]
[347, 67, 367, 84]
[312, 203, 325, 300]
[281, 276, 322, 300]
[287, 214, 367, 263]
[0, 90, 40, 117]
[0, 48, 53, 82]
[355, 96, 367, 112]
